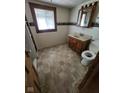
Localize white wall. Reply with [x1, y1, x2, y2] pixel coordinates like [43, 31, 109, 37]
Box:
[25, 0, 70, 49]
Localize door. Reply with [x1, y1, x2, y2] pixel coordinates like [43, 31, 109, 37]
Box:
[25, 52, 41, 93]
[78, 53, 99, 93]
[25, 21, 37, 62]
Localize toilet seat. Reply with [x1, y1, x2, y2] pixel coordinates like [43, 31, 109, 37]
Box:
[81, 50, 96, 60]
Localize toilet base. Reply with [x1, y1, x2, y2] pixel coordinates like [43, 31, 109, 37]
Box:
[81, 58, 91, 66]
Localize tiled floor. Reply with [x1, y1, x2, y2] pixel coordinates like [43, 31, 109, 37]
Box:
[37, 44, 88, 93]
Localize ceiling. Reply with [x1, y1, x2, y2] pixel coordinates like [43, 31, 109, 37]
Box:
[36, 0, 89, 8]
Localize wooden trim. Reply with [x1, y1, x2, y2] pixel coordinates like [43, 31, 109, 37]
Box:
[77, 9, 81, 25]
[79, 7, 83, 26]
[57, 22, 76, 25]
[88, 2, 98, 27]
[29, 21, 98, 27]
[29, 22, 34, 26]
[25, 16, 37, 51]
[92, 22, 99, 27]
[25, 51, 30, 57]
[29, 22, 77, 26]
[34, 80, 41, 92]
[29, 2, 57, 33]
[25, 66, 29, 74]
[32, 65, 39, 78]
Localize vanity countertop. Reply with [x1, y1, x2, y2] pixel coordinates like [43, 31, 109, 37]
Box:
[68, 34, 91, 42]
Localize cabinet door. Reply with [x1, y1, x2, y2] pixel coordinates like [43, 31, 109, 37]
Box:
[68, 37, 73, 48]
[72, 38, 77, 50]
[76, 41, 82, 54]
[68, 37, 77, 50]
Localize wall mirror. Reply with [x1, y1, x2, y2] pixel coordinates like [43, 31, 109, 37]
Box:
[77, 1, 98, 28]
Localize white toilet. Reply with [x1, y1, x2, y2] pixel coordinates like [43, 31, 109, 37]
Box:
[81, 42, 98, 66]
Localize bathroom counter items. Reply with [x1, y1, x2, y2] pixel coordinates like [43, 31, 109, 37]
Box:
[68, 34, 91, 42]
[68, 34, 91, 54]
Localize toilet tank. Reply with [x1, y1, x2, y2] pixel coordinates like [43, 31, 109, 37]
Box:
[89, 40, 99, 54]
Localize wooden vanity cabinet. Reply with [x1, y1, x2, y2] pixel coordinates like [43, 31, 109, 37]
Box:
[68, 36, 90, 54]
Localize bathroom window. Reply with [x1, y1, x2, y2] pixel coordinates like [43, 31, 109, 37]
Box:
[29, 3, 57, 33]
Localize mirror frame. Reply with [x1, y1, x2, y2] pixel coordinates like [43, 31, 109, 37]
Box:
[77, 2, 98, 28]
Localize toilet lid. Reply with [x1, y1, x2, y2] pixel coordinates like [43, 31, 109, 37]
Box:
[81, 50, 96, 60]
